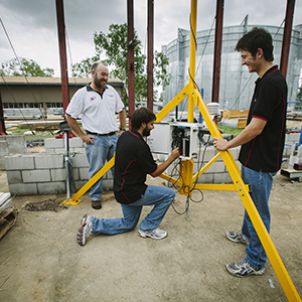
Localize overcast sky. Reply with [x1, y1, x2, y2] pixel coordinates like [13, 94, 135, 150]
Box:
[0, 0, 302, 76]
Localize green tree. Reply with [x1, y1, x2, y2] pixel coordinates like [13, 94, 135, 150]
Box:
[0, 57, 54, 77]
[72, 23, 170, 104]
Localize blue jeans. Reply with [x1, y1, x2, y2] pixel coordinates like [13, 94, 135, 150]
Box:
[241, 166, 275, 269]
[89, 185, 176, 235]
[85, 134, 118, 201]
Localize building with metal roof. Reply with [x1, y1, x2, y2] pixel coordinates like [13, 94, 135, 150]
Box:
[162, 24, 302, 111]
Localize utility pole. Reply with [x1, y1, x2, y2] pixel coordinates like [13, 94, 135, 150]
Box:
[0, 93, 7, 135]
[147, 0, 154, 111]
[127, 0, 135, 117]
[211, 0, 224, 104]
[280, 0, 295, 78]
[55, 0, 70, 112]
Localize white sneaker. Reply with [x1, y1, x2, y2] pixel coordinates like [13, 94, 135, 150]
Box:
[138, 228, 168, 240]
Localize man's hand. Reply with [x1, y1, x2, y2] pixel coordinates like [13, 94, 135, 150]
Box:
[170, 147, 181, 160]
[214, 138, 229, 151]
[117, 129, 126, 137]
[81, 134, 94, 144]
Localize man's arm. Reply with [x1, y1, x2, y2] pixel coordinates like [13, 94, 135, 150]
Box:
[150, 148, 180, 177]
[214, 117, 267, 151]
[118, 110, 127, 130]
[65, 114, 93, 144]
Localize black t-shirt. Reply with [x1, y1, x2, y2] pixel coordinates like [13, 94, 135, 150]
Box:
[239, 65, 287, 172]
[114, 131, 157, 204]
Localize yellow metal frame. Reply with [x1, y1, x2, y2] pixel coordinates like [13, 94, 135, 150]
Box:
[63, 0, 301, 300]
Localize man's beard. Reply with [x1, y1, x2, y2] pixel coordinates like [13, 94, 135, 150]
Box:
[93, 78, 105, 89]
[142, 127, 151, 137]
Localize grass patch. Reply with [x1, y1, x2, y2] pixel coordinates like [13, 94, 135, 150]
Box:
[7, 126, 55, 141]
[219, 124, 243, 136]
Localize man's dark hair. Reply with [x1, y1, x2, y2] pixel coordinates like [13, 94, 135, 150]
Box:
[131, 107, 156, 130]
[235, 27, 274, 61]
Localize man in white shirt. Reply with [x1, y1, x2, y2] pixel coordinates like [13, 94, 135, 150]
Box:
[66, 62, 126, 209]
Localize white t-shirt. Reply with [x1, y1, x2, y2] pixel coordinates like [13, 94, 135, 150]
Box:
[66, 84, 124, 134]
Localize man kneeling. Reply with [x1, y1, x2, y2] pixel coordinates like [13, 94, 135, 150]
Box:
[77, 107, 180, 246]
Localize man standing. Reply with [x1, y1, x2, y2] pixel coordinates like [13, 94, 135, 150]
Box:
[76, 107, 180, 246]
[214, 28, 287, 277]
[66, 62, 126, 210]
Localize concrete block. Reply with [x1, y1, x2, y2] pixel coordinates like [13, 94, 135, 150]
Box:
[6, 170, 22, 184]
[8, 183, 38, 195]
[75, 180, 87, 190]
[205, 162, 225, 173]
[72, 153, 89, 168]
[44, 138, 64, 149]
[72, 168, 79, 180]
[0, 141, 9, 156]
[35, 154, 64, 169]
[5, 154, 35, 170]
[70, 137, 84, 148]
[53, 148, 65, 154]
[79, 167, 89, 180]
[235, 161, 242, 171]
[214, 172, 232, 184]
[51, 168, 80, 182]
[50, 169, 66, 181]
[199, 147, 218, 162]
[37, 182, 66, 194]
[71, 147, 85, 153]
[197, 173, 214, 184]
[22, 170, 51, 183]
[229, 147, 240, 160]
[5, 135, 26, 154]
[0, 158, 5, 170]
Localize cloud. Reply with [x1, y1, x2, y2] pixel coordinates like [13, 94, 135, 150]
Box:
[0, 0, 301, 75]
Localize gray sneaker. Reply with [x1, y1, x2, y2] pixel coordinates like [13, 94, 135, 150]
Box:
[225, 231, 248, 245]
[77, 215, 93, 246]
[138, 228, 168, 240]
[225, 260, 265, 278]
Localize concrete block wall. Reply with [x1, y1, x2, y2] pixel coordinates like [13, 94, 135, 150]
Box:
[5, 137, 113, 195]
[0, 136, 26, 169]
[4, 130, 301, 195]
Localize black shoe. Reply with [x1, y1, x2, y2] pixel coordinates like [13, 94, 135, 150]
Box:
[91, 199, 102, 209]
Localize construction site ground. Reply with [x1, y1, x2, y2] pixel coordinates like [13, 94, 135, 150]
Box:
[0, 169, 301, 302]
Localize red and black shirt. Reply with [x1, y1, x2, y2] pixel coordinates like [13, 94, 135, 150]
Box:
[239, 65, 287, 172]
[114, 131, 157, 204]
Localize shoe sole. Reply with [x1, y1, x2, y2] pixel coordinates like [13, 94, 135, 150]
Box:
[225, 264, 265, 278]
[77, 215, 88, 246]
[138, 229, 167, 240]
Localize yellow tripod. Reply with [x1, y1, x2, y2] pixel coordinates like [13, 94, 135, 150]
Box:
[64, 1, 301, 300]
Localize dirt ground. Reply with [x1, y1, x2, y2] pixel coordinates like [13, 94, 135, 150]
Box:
[0, 170, 301, 302]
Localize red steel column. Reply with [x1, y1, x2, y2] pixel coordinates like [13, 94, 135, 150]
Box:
[127, 0, 135, 117]
[147, 0, 154, 111]
[211, 0, 224, 103]
[55, 0, 69, 112]
[0, 93, 6, 135]
[280, 0, 295, 78]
